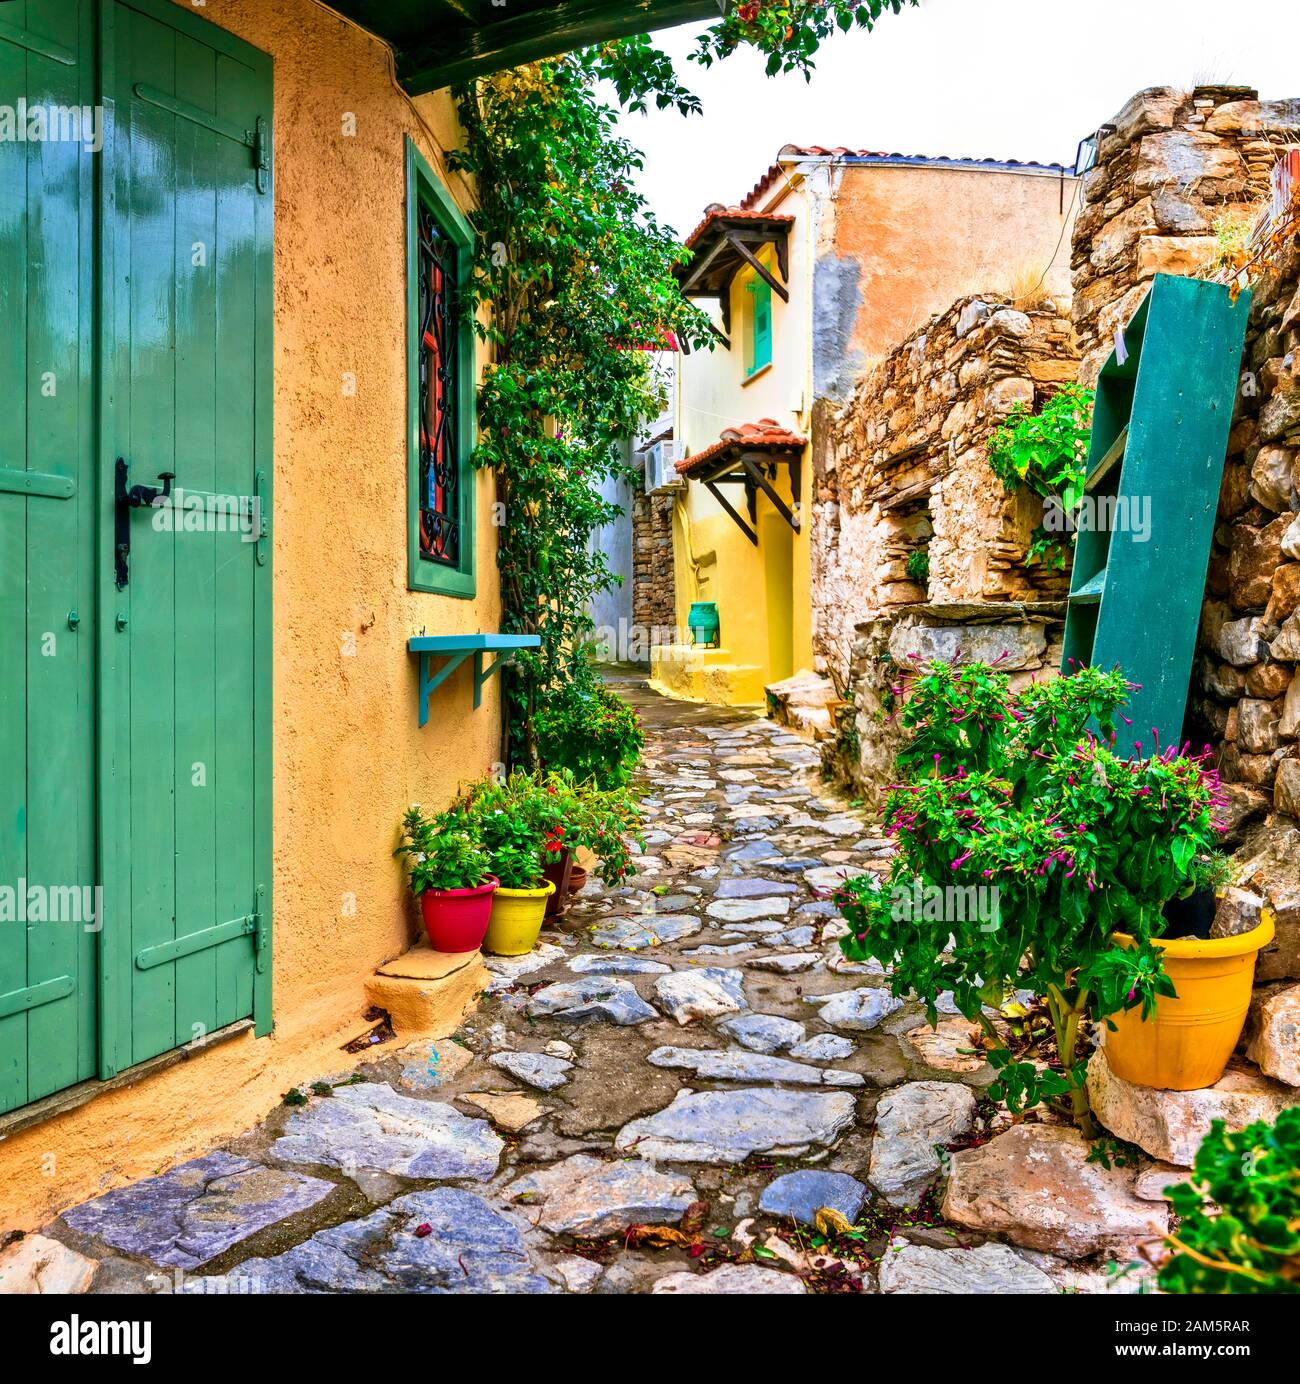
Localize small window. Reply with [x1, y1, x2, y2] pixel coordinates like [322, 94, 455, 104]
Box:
[746, 277, 773, 378]
[406, 138, 476, 597]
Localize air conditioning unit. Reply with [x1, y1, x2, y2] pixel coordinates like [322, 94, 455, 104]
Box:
[643, 439, 686, 494]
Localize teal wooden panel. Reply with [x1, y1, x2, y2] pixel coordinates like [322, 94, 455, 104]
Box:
[171, 30, 220, 1047]
[122, 6, 180, 1066]
[1062, 275, 1252, 753]
[113, 0, 269, 1064]
[0, 0, 98, 1114]
[24, 0, 97, 1099]
[0, 4, 33, 1113]
[212, 48, 262, 1033]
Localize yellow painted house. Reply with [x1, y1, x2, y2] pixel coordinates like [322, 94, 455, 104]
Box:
[655, 145, 1077, 706]
[0, 0, 719, 1233]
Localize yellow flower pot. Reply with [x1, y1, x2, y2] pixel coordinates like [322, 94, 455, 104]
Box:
[483, 881, 556, 956]
[1103, 913, 1276, 1091]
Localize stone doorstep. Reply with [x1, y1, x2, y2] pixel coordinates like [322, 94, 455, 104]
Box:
[365, 940, 489, 1036]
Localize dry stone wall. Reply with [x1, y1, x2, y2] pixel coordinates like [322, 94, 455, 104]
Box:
[1072, 83, 1300, 981]
[814, 293, 1078, 684]
[632, 491, 677, 653]
[1197, 233, 1300, 835]
[1072, 84, 1300, 384]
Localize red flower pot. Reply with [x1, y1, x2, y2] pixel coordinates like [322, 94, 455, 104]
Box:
[419, 876, 498, 953]
[568, 865, 589, 895]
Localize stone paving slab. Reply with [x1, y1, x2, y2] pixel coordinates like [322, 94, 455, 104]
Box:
[61, 1152, 335, 1270]
[505, 1154, 696, 1236]
[187, 1189, 551, 1294]
[614, 1087, 857, 1164]
[271, 1084, 503, 1181]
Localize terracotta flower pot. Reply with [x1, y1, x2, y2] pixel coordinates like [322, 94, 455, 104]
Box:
[1104, 913, 1276, 1090]
[568, 864, 589, 895]
[418, 876, 498, 954]
[542, 848, 575, 918]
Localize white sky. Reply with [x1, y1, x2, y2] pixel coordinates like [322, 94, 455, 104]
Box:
[624, 0, 1300, 238]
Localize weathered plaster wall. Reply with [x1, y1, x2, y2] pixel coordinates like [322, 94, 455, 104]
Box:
[816, 293, 1079, 683]
[0, 0, 502, 1230]
[588, 440, 635, 649]
[824, 161, 1077, 397]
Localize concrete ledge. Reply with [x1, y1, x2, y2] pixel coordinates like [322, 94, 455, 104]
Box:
[651, 644, 766, 706]
[365, 940, 488, 1036]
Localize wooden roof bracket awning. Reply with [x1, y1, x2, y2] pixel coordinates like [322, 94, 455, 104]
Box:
[740, 452, 800, 530]
[676, 214, 793, 351]
[698, 449, 801, 545]
[725, 232, 789, 302]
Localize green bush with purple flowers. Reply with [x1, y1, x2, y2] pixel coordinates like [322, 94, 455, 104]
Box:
[837, 660, 1229, 1133]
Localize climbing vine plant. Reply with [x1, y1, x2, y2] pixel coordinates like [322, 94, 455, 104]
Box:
[450, 2, 917, 764]
[987, 382, 1095, 570]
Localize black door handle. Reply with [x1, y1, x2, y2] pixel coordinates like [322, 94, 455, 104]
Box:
[115, 460, 175, 589]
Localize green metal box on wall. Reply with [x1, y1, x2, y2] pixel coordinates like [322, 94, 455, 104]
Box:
[1062, 273, 1251, 754]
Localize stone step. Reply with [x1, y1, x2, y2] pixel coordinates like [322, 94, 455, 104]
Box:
[650, 643, 766, 706]
[365, 939, 488, 1036]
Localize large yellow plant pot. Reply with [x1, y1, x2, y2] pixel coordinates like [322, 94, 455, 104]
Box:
[1104, 914, 1275, 1091]
[483, 881, 556, 957]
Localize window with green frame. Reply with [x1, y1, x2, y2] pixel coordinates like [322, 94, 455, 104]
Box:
[406, 137, 476, 596]
[745, 276, 773, 378]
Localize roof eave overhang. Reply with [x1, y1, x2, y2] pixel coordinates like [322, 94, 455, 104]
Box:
[677, 217, 793, 298]
[331, 0, 727, 96]
[678, 440, 804, 484]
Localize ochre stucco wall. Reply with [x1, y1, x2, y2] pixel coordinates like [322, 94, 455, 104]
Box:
[0, 0, 502, 1230]
[829, 162, 1077, 371]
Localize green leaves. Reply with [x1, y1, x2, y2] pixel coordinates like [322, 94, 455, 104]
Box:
[986, 1048, 1071, 1114]
[694, 1, 916, 78]
[1159, 1109, 1300, 1294]
[396, 806, 491, 893]
[837, 660, 1229, 1126]
[1079, 940, 1177, 1025]
[451, 63, 715, 765]
[535, 684, 644, 791]
[986, 382, 1095, 569]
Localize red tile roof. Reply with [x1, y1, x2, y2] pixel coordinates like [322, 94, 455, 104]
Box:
[738, 145, 1071, 211]
[677, 419, 808, 476]
[684, 206, 796, 251]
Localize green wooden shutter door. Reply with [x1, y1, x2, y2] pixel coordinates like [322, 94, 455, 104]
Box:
[0, 0, 99, 1114]
[106, 0, 272, 1068]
